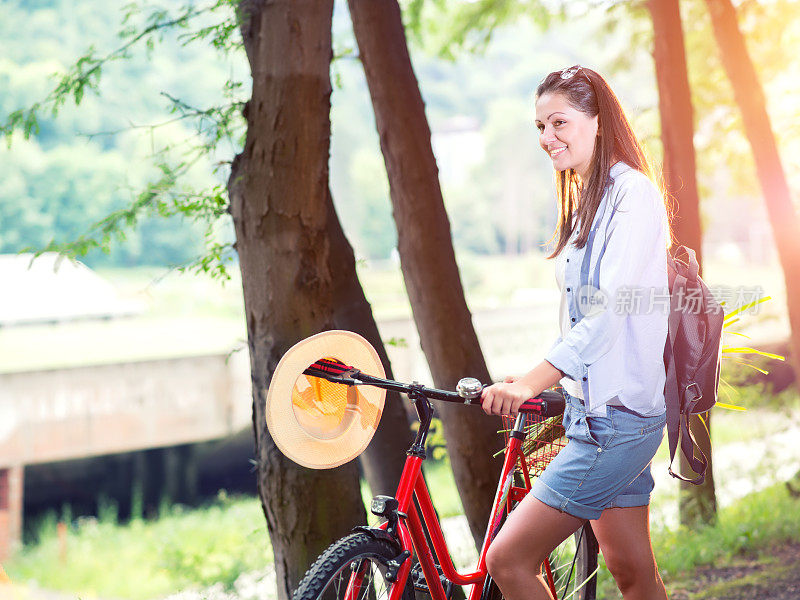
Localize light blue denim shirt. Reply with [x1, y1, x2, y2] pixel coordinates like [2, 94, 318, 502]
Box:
[545, 162, 669, 417]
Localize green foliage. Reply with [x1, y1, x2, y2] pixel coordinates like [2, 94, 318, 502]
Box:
[679, 0, 799, 212]
[403, 0, 559, 58]
[0, 135, 210, 269]
[346, 148, 398, 259]
[714, 295, 791, 413]
[717, 379, 799, 413]
[422, 417, 450, 462]
[5, 0, 797, 274]
[6, 494, 271, 600]
[0, 0, 245, 273]
[383, 336, 409, 348]
[2, 2, 217, 142]
[654, 483, 800, 575]
[422, 459, 466, 518]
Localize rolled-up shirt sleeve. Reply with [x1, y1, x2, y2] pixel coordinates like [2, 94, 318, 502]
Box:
[545, 177, 665, 380]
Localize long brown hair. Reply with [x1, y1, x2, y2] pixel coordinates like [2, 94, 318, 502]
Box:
[537, 66, 664, 257]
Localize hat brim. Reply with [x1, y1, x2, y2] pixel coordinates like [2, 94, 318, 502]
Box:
[266, 330, 386, 469]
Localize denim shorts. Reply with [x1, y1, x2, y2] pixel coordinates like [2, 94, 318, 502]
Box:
[531, 392, 666, 520]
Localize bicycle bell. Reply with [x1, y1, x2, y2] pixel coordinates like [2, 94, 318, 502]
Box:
[456, 377, 484, 403]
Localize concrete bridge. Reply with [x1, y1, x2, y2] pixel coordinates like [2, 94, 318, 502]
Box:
[0, 351, 253, 559]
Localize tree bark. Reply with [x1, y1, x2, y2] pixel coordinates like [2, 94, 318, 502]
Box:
[679, 412, 717, 525]
[229, 2, 366, 598]
[325, 189, 414, 496]
[649, 0, 703, 260]
[705, 0, 800, 376]
[348, 0, 504, 549]
[648, 0, 716, 526]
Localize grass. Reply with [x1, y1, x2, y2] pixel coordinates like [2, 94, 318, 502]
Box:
[10, 475, 800, 600]
[6, 493, 270, 600]
[689, 562, 794, 600]
[5, 463, 464, 600]
[655, 483, 800, 576]
[593, 482, 800, 599]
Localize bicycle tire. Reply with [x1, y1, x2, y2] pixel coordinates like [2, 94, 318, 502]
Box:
[481, 524, 598, 600]
[293, 532, 415, 600]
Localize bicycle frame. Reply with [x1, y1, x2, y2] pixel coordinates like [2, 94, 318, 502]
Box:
[383, 410, 560, 600]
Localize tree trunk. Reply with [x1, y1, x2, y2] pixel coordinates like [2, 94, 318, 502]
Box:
[705, 0, 800, 376]
[348, 0, 504, 549]
[325, 189, 414, 496]
[679, 412, 717, 524]
[649, 0, 703, 260]
[229, 2, 366, 598]
[648, 0, 716, 526]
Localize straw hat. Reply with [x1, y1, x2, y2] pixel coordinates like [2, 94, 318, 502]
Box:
[266, 330, 386, 469]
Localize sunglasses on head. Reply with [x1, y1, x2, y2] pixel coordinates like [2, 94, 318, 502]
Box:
[560, 65, 583, 80]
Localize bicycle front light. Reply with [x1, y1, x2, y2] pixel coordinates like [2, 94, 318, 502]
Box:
[370, 495, 399, 518]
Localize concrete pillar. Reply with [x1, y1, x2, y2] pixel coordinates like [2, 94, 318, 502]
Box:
[0, 466, 24, 560]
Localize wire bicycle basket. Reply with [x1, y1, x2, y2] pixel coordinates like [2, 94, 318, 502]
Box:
[500, 386, 567, 478]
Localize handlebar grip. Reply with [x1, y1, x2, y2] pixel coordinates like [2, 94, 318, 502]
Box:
[519, 390, 566, 417]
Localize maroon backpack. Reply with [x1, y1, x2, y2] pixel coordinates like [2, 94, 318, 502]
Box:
[664, 245, 724, 485]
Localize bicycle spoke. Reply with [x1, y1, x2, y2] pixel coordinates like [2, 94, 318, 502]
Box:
[560, 566, 600, 600]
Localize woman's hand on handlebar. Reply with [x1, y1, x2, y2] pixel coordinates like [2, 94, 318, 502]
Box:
[481, 361, 564, 417]
[481, 380, 539, 417]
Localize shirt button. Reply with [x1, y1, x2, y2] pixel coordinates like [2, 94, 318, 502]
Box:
[582, 376, 587, 381]
[566, 258, 570, 262]
[566, 287, 571, 292]
[571, 317, 576, 322]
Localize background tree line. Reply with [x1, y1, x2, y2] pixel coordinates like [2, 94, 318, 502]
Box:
[5, 1, 796, 268]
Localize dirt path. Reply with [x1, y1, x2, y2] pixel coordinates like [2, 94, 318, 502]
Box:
[667, 541, 800, 600]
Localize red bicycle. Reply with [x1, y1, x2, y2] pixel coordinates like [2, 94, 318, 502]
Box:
[291, 358, 599, 600]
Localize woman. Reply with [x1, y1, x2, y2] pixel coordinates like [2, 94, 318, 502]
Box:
[480, 65, 671, 600]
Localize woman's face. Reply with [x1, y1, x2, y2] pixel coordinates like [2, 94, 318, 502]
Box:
[534, 92, 599, 180]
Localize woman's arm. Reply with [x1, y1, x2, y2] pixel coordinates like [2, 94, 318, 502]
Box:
[480, 360, 563, 416]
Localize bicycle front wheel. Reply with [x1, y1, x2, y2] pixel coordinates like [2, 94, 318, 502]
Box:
[547, 523, 598, 600]
[481, 524, 598, 600]
[293, 532, 415, 600]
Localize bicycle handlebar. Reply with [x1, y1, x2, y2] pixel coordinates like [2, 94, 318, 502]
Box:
[303, 360, 566, 417]
[518, 390, 566, 418]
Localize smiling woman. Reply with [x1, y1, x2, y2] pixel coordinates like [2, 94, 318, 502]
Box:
[480, 65, 672, 600]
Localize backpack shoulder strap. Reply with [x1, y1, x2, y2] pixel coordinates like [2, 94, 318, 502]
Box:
[673, 245, 699, 281]
[666, 357, 709, 484]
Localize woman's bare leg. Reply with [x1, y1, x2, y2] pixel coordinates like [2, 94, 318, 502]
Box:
[591, 506, 668, 599]
[485, 495, 584, 600]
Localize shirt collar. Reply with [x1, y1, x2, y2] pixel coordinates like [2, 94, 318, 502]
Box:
[609, 161, 631, 179]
